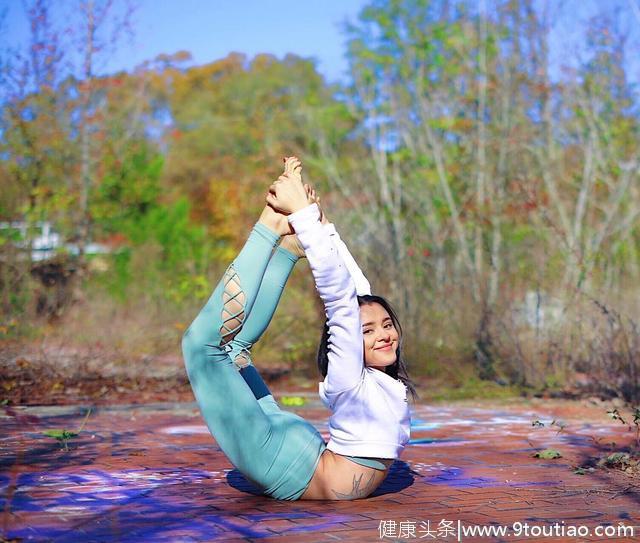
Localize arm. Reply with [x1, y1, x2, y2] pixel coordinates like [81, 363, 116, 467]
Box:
[288, 204, 364, 393]
[324, 223, 371, 296]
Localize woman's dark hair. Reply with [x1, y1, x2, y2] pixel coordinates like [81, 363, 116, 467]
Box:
[317, 294, 418, 401]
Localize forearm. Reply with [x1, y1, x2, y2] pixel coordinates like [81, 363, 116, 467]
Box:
[288, 204, 364, 391]
[324, 223, 371, 296]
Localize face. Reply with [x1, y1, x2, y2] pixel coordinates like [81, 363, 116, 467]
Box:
[360, 302, 399, 370]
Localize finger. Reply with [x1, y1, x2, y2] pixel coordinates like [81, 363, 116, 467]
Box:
[305, 187, 314, 203]
[266, 192, 278, 208]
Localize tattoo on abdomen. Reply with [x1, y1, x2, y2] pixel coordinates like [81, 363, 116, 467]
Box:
[331, 472, 376, 500]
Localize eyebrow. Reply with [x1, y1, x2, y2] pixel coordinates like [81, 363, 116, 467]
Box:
[362, 317, 393, 327]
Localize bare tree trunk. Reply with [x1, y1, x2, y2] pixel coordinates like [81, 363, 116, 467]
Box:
[78, 0, 96, 257]
[475, 0, 488, 302]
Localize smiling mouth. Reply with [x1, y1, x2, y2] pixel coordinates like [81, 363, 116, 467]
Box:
[375, 343, 394, 351]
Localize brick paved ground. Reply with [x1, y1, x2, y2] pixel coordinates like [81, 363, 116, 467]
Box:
[1, 396, 639, 542]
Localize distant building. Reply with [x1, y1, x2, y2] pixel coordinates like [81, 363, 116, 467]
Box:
[0, 221, 110, 261]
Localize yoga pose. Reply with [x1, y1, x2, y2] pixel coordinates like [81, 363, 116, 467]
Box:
[181, 157, 414, 500]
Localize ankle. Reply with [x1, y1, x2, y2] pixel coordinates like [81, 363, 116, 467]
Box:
[257, 217, 281, 238]
[252, 222, 281, 247]
[279, 234, 305, 259]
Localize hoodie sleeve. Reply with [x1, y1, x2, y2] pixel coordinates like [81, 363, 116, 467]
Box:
[288, 204, 364, 393]
[324, 223, 372, 296]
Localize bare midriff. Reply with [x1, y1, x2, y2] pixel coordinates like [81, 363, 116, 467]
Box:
[299, 449, 394, 500]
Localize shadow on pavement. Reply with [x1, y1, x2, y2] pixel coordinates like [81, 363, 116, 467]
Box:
[226, 460, 416, 499]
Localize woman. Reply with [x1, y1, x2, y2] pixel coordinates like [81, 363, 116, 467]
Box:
[181, 157, 414, 500]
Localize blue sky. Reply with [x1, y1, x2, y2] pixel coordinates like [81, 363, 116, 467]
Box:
[3, 0, 639, 85]
[3, 0, 370, 84]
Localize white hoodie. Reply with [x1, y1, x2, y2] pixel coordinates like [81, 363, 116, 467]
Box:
[288, 204, 411, 459]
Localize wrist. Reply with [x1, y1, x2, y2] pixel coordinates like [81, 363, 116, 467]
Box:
[288, 203, 321, 232]
[290, 197, 314, 214]
[290, 204, 309, 214]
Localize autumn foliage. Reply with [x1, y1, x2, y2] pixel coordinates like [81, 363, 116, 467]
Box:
[1, 0, 640, 401]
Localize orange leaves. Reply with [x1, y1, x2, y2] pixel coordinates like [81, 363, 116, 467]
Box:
[207, 177, 244, 244]
[406, 247, 432, 258]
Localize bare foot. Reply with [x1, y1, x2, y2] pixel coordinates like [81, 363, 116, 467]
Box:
[283, 156, 327, 224]
[258, 157, 306, 235]
[279, 184, 325, 258]
[284, 156, 302, 181]
[279, 231, 305, 258]
[277, 156, 309, 257]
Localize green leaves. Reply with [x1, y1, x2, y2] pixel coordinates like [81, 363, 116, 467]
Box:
[608, 408, 627, 425]
[42, 430, 78, 451]
[42, 429, 77, 439]
[42, 408, 91, 452]
[93, 145, 164, 231]
[280, 396, 306, 407]
[534, 448, 562, 459]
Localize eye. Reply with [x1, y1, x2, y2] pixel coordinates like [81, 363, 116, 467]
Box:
[384, 322, 393, 329]
[363, 329, 372, 335]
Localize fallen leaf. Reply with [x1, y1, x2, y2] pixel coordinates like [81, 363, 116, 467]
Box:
[281, 396, 306, 406]
[534, 448, 562, 459]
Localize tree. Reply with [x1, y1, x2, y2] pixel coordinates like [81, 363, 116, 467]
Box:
[315, 0, 640, 384]
[150, 52, 354, 247]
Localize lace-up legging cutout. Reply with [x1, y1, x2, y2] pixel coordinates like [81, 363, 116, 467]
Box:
[219, 265, 246, 346]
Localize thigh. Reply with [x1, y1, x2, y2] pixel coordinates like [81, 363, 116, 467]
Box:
[185, 351, 276, 478]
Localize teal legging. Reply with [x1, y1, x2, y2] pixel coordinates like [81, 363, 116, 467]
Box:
[181, 222, 326, 500]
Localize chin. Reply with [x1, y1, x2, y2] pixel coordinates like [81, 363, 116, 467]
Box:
[367, 357, 397, 369]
